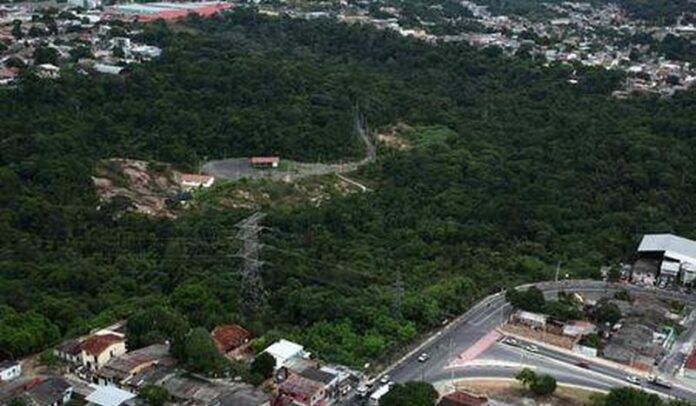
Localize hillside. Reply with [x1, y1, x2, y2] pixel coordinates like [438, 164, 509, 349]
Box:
[0, 11, 695, 366]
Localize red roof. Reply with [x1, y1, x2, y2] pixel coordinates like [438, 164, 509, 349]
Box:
[211, 324, 251, 352]
[80, 334, 124, 356]
[438, 391, 488, 406]
[0, 67, 19, 78]
[686, 349, 696, 370]
[250, 156, 280, 164]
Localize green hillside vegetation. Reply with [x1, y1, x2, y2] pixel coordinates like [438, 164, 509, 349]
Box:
[0, 11, 695, 368]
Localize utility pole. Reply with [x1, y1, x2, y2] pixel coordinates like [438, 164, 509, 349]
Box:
[234, 212, 268, 316]
[554, 260, 562, 282]
[393, 271, 405, 317]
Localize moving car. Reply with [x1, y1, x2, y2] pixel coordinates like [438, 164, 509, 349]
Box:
[417, 353, 430, 362]
[525, 344, 539, 353]
[504, 337, 518, 346]
[625, 375, 641, 385]
[575, 361, 590, 369]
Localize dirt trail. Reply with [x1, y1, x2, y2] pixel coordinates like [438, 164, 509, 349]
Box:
[202, 107, 375, 181]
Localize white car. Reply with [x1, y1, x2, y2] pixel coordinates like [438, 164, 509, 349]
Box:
[379, 375, 390, 384]
[625, 375, 641, 385]
[525, 345, 539, 353]
[417, 353, 430, 362]
[505, 337, 518, 346]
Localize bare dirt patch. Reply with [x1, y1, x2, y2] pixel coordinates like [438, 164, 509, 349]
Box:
[92, 158, 183, 217]
[376, 123, 413, 151]
[453, 379, 599, 405]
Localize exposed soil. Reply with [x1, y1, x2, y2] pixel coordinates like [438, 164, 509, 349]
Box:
[453, 379, 599, 406]
[92, 158, 183, 218]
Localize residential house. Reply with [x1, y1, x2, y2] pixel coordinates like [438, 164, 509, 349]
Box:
[297, 368, 338, 401]
[79, 334, 127, 370]
[0, 361, 21, 381]
[685, 349, 696, 380]
[211, 324, 251, 355]
[512, 310, 548, 329]
[179, 173, 215, 190]
[250, 156, 280, 168]
[263, 339, 308, 369]
[278, 372, 326, 406]
[96, 343, 173, 387]
[84, 384, 136, 406]
[562, 320, 596, 338]
[21, 376, 73, 406]
[55, 339, 82, 364]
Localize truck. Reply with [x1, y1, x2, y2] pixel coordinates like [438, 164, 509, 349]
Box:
[648, 375, 673, 389]
[369, 383, 392, 406]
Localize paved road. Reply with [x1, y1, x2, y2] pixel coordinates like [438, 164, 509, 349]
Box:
[361, 280, 696, 403]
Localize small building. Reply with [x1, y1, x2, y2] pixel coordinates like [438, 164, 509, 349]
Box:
[22, 376, 73, 406]
[685, 349, 696, 380]
[211, 324, 251, 354]
[263, 339, 307, 369]
[278, 372, 326, 406]
[55, 339, 82, 364]
[250, 156, 280, 169]
[85, 384, 136, 406]
[563, 320, 596, 338]
[79, 334, 127, 370]
[180, 173, 215, 190]
[636, 234, 696, 285]
[512, 310, 548, 329]
[297, 368, 338, 400]
[96, 343, 172, 387]
[437, 391, 489, 406]
[0, 360, 21, 381]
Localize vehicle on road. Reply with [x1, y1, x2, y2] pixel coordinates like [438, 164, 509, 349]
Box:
[525, 344, 539, 353]
[504, 337, 518, 346]
[625, 375, 641, 385]
[575, 361, 590, 369]
[417, 353, 430, 362]
[379, 375, 390, 384]
[648, 375, 672, 389]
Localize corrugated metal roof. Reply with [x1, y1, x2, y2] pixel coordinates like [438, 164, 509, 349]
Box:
[638, 234, 696, 265]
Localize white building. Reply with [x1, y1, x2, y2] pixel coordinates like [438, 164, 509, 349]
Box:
[180, 174, 215, 190]
[68, 0, 102, 9]
[637, 234, 696, 285]
[0, 361, 21, 381]
[262, 339, 308, 369]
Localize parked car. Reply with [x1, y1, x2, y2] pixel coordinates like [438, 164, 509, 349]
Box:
[417, 353, 430, 362]
[379, 375, 390, 384]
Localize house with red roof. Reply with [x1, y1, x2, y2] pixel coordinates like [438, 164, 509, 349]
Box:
[211, 324, 251, 354]
[78, 333, 127, 370]
[685, 348, 696, 380]
[250, 156, 280, 168]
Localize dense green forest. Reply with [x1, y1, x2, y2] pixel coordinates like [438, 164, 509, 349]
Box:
[1, 11, 695, 367]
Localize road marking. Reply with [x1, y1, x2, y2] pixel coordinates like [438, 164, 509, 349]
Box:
[447, 330, 502, 368]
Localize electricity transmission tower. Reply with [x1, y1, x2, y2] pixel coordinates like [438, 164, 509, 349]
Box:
[234, 212, 268, 315]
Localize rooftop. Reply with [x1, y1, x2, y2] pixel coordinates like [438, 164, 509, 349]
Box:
[98, 343, 172, 380]
[85, 384, 136, 406]
[686, 349, 696, 370]
[24, 377, 71, 405]
[81, 334, 125, 356]
[211, 324, 251, 352]
[638, 234, 696, 264]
